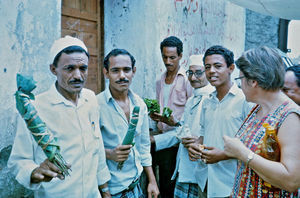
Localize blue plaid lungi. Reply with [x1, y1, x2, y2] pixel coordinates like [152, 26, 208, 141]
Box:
[174, 180, 199, 198]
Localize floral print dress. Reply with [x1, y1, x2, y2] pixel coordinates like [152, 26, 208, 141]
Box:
[232, 101, 300, 198]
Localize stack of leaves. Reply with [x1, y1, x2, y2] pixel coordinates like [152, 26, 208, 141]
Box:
[117, 106, 140, 170]
[162, 107, 173, 119]
[144, 98, 160, 114]
[15, 74, 70, 176]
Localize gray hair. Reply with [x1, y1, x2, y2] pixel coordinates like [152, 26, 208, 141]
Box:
[235, 46, 285, 91]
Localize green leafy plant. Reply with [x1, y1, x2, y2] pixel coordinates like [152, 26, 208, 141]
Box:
[162, 107, 173, 118]
[143, 98, 160, 114]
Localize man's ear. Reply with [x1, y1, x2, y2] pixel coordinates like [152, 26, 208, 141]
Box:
[132, 66, 136, 75]
[179, 53, 183, 60]
[103, 67, 109, 78]
[50, 64, 57, 76]
[228, 64, 235, 74]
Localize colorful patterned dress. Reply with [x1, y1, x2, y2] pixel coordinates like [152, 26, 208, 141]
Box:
[232, 100, 300, 198]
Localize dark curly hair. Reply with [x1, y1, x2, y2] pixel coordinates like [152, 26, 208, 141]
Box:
[160, 36, 183, 56]
[103, 49, 136, 70]
[203, 45, 234, 67]
[286, 65, 300, 87]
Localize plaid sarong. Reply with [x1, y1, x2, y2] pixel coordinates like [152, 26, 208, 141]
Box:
[112, 183, 145, 198]
[174, 180, 199, 198]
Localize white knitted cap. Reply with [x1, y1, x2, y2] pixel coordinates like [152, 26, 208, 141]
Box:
[188, 54, 204, 67]
[50, 35, 88, 63]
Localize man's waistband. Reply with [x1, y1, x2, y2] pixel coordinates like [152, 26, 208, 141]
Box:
[113, 178, 140, 195]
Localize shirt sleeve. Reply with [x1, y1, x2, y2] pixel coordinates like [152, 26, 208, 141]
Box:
[186, 79, 193, 99]
[7, 115, 41, 190]
[135, 103, 152, 167]
[199, 100, 206, 137]
[154, 129, 179, 151]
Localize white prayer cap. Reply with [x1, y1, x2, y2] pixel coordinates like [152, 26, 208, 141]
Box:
[188, 54, 204, 67]
[50, 35, 88, 63]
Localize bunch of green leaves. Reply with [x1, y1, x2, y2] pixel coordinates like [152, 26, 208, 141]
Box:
[144, 98, 160, 114]
[162, 107, 173, 118]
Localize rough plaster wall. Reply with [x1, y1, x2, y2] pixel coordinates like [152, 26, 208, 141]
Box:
[245, 9, 279, 50]
[104, 0, 245, 98]
[0, 0, 61, 197]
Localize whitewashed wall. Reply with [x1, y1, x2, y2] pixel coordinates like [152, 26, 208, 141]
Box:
[104, 0, 245, 98]
[0, 1, 61, 197]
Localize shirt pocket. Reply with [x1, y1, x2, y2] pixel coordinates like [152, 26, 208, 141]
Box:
[229, 111, 242, 122]
[87, 120, 101, 154]
[172, 87, 187, 106]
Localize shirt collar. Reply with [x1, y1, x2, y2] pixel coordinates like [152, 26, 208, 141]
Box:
[49, 83, 88, 105]
[210, 82, 240, 98]
[193, 84, 215, 97]
[163, 66, 187, 78]
[104, 87, 138, 106]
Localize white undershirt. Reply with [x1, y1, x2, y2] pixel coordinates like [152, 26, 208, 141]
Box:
[163, 82, 172, 107]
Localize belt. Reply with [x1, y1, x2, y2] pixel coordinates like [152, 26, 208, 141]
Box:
[124, 178, 140, 192]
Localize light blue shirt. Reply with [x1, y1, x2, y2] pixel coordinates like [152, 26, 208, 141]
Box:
[97, 88, 152, 195]
[154, 85, 214, 184]
[195, 83, 253, 197]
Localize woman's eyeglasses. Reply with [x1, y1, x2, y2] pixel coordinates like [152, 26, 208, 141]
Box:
[234, 76, 245, 87]
[186, 70, 205, 78]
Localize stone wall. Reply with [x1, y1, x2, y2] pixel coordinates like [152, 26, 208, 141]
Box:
[245, 9, 280, 50]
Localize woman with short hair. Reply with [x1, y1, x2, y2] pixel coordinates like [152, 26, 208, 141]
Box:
[223, 46, 300, 197]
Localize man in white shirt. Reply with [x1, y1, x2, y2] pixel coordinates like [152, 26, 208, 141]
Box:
[8, 36, 110, 198]
[97, 49, 159, 198]
[188, 45, 252, 198]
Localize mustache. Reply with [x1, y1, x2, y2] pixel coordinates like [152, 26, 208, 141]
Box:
[69, 79, 84, 84]
[165, 64, 172, 67]
[116, 79, 129, 84]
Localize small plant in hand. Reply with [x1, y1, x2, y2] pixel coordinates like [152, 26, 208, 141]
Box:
[144, 98, 160, 114]
[162, 107, 173, 119]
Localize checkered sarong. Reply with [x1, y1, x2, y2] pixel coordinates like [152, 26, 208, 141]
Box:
[112, 183, 145, 198]
[174, 180, 199, 198]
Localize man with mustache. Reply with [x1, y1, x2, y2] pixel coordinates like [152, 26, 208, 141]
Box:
[150, 36, 193, 197]
[97, 49, 159, 198]
[187, 45, 252, 198]
[8, 36, 110, 197]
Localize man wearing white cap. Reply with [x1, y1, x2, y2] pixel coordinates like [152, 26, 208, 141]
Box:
[152, 54, 214, 198]
[8, 36, 110, 198]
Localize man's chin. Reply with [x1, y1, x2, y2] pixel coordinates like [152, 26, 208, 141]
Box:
[70, 86, 83, 93]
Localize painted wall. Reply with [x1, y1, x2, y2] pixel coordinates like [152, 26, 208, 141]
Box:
[0, 0, 61, 197]
[104, 0, 245, 98]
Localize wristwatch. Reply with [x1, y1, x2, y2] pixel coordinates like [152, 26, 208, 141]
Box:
[246, 151, 254, 166]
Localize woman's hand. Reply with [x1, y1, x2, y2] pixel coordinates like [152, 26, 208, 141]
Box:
[223, 135, 248, 159]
